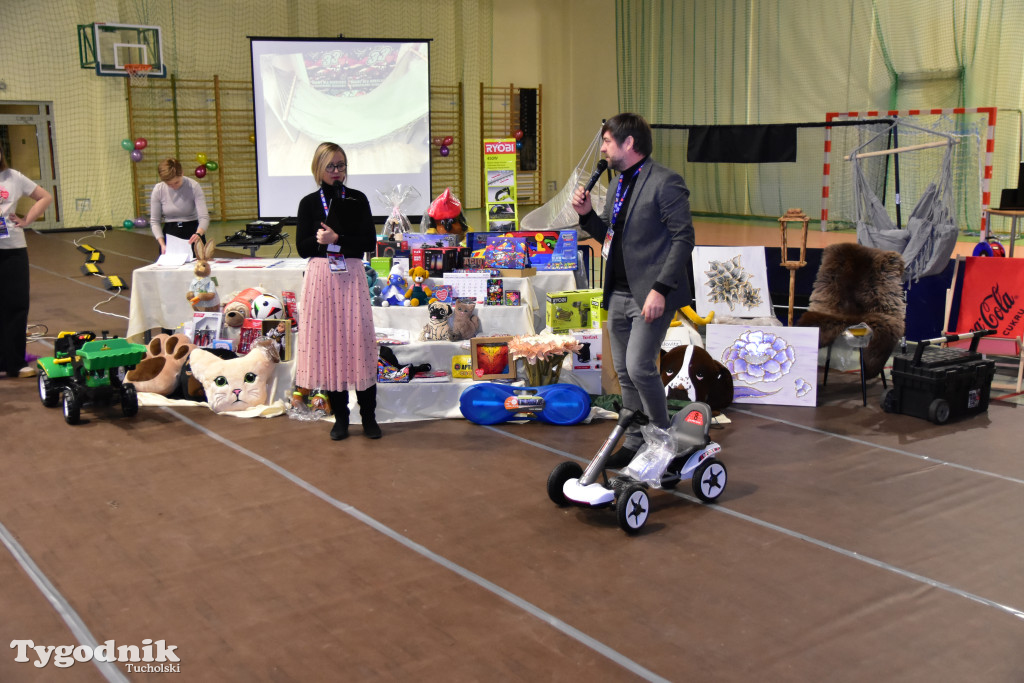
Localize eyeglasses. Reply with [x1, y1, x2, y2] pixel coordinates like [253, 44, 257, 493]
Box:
[326, 162, 347, 172]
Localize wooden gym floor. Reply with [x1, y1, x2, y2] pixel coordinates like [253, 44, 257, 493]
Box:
[1, 223, 1022, 682]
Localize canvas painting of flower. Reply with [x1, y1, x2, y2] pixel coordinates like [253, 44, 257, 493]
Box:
[705, 324, 819, 407]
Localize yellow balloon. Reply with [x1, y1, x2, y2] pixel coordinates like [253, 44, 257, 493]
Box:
[248, 134, 255, 144]
[196, 153, 208, 165]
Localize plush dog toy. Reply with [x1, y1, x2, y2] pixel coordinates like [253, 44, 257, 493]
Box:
[421, 301, 453, 341]
[450, 299, 481, 341]
[659, 344, 734, 411]
[223, 287, 269, 327]
[403, 266, 434, 306]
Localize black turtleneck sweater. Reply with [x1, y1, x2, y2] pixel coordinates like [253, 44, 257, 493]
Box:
[295, 182, 377, 259]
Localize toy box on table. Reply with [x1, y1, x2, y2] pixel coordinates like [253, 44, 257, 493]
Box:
[546, 289, 603, 332]
[884, 330, 996, 425]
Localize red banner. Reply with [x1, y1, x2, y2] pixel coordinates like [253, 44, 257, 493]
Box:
[951, 257, 1024, 338]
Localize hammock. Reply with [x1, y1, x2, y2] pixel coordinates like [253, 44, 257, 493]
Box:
[850, 121, 960, 283]
[520, 128, 608, 231]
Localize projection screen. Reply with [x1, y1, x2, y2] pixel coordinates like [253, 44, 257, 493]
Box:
[250, 37, 431, 220]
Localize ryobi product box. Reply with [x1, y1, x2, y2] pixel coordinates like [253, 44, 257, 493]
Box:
[884, 330, 996, 425]
[546, 289, 603, 331]
[590, 296, 607, 329]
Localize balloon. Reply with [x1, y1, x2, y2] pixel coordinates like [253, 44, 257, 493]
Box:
[133, 217, 147, 228]
[442, 136, 454, 146]
[121, 139, 133, 150]
[514, 129, 524, 140]
[122, 219, 135, 229]
[248, 134, 255, 144]
[432, 137, 443, 146]
[195, 165, 207, 178]
[205, 160, 219, 171]
[134, 138, 148, 150]
[439, 146, 450, 157]
[130, 149, 143, 162]
[196, 153, 208, 165]
[515, 140, 523, 150]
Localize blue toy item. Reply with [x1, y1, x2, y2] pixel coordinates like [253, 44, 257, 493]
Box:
[380, 273, 407, 307]
[459, 382, 591, 425]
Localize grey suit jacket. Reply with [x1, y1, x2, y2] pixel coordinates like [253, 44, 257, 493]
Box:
[580, 160, 695, 312]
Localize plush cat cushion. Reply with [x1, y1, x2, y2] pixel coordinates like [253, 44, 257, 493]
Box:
[188, 338, 280, 413]
[450, 299, 481, 341]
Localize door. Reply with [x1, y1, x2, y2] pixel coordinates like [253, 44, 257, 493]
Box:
[0, 101, 60, 230]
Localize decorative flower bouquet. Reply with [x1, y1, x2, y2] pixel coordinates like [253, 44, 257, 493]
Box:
[507, 332, 583, 386]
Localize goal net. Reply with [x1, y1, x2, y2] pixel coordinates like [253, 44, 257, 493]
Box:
[823, 108, 994, 235]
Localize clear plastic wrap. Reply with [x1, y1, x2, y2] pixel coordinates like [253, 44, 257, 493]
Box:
[376, 184, 422, 239]
[622, 423, 677, 488]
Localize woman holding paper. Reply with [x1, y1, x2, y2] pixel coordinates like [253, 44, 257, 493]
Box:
[295, 142, 380, 441]
[149, 158, 210, 256]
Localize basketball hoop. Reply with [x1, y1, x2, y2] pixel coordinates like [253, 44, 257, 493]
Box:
[124, 64, 152, 87]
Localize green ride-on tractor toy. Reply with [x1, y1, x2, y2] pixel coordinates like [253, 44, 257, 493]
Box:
[36, 331, 148, 425]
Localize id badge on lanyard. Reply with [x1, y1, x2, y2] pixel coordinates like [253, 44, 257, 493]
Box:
[327, 244, 347, 272]
[602, 164, 642, 261]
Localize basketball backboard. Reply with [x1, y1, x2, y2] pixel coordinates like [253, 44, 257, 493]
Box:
[78, 23, 166, 78]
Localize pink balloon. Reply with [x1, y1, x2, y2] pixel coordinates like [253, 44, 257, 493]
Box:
[439, 146, 450, 157]
[195, 165, 207, 178]
[134, 138, 148, 150]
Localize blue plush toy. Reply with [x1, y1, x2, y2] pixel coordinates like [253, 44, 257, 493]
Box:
[380, 269, 408, 307]
[363, 263, 383, 305]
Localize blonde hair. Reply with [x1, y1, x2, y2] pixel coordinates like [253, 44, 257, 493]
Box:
[158, 158, 183, 182]
[311, 142, 346, 185]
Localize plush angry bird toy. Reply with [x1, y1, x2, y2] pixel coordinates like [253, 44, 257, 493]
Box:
[403, 266, 434, 307]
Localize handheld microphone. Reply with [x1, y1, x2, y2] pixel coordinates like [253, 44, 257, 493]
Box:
[583, 159, 608, 193]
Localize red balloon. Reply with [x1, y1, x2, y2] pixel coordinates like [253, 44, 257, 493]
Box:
[442, 136, 454, 146]
[514, 129, 524, 140]
[195, 165, 207, 178]
[439, 146, 450, 157]
[134, 137, 148, 150]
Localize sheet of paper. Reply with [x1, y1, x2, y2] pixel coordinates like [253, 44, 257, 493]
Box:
[156, 234, 195, 266]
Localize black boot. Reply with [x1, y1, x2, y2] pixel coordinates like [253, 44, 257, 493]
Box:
[327, 390, 349, 441]
[355, 385, 382, 439]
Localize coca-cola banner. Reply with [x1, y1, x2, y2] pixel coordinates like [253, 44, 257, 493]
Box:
[948, 257, 1024, 337]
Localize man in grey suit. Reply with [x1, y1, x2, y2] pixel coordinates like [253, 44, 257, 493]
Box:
[572, 113, 695, 466]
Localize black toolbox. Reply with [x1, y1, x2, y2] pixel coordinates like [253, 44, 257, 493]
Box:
[883, 329, 996, 424]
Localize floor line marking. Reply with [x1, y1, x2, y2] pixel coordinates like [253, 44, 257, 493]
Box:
[486, 425, 1024, 623]
[164, 407, 672, 683]
[0, 520, 131, 682]
[729, 407, 1024, 485]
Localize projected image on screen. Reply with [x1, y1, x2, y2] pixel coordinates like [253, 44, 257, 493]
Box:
[251, 38, 431, 219]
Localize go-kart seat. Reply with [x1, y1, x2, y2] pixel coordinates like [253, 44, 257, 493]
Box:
[667, 402, 712, 460]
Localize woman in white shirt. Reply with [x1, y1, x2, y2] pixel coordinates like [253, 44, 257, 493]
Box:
[149, 158, 210, 256]
[0, 147, 53, 378]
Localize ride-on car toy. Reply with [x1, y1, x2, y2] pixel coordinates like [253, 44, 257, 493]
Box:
[547, 403, 727, 534]
[37, 331, 148, 424]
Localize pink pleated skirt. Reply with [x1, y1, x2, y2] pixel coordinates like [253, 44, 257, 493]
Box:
[295, 258, 377, 392]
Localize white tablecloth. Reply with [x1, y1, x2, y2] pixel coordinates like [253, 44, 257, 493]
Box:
[127, 258, 308, 340]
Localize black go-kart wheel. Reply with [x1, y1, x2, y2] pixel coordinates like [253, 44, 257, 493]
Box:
[62, 386, 83, 425]
[928, 398, 951, 425]
[38, 370, 59, 408]
[547, 461, 583, 506]
[616, 484, 650, 534]
[121, 383, 139, 417]
[881, 387, 896, 414]
[692, 458, 728, 503]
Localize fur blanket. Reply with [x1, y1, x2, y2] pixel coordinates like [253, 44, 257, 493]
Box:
[797, 243, 905, 379]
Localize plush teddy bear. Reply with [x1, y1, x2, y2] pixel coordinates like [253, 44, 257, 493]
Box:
[403, 266, 434, 307]
[450, 299, 481, 341]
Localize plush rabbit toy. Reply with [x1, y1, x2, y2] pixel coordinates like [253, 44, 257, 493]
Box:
[187, 240, 221, 312]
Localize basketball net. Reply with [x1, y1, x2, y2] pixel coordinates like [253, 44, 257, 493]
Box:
[124, 64, 152, 87]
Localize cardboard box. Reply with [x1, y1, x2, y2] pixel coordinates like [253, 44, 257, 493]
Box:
[497, 267, 537, 278]
[546, 288, 603, 331]
[590, 295, 607, 328]
[601, 322, 621, 395]
[370, 257, 392, 276]
[570, 330, 602, 371]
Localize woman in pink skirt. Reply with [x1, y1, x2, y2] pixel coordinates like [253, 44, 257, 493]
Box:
[295, 142, 380, 440]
